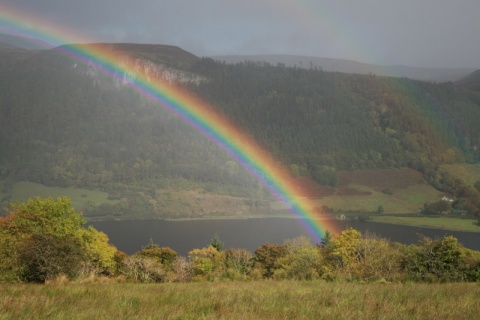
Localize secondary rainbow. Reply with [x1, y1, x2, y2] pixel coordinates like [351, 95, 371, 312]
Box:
[0, 5, 340, 241]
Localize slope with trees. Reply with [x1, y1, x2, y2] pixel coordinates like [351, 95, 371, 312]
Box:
[1, 46, 480, 219]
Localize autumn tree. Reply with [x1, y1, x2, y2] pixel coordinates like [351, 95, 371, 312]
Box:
[320, 228, 362, 279]
[254, 243, 287, 278]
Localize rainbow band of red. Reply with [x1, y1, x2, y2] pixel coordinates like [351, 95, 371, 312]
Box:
[0, 5, 340, 241]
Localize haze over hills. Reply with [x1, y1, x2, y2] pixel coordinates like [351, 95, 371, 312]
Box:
[212, 54, 476, 83]
[1, 42, 480, 220]
[0, 33, 52, 51]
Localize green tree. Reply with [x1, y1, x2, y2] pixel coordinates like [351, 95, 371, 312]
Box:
[137, 246, 178, 272]
[402, 235, 467, 282]
[275, 236, 321, 280]
[422, 200, 451, 215]
[0, 197, 118, 282]
[188, 246, 225, 279]
[18, 233, 86, 282]
[210, 233, 224, 252]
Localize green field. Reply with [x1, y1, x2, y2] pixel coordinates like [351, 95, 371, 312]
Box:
[1, 282, 479, 319]
[6, 181, 118, 211]
[369, 215, 480, 232]
[2, 165, 479, 233]
[319, 184, 441, 214]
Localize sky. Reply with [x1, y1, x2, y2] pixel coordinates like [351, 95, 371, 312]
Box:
[1, 0, 480, 68]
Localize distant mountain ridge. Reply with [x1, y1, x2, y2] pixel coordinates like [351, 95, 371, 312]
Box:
[67, 43, 200, 70]
[212, 54, 475, 82]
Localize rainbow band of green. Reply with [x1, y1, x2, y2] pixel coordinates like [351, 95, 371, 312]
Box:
[0, 5, 340, 241]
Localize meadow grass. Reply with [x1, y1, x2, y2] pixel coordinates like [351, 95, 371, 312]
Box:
[1, 281, 479, 319]
[370, 216, 480, 233]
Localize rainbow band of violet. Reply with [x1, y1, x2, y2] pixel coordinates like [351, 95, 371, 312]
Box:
[0, 5, 340, 242]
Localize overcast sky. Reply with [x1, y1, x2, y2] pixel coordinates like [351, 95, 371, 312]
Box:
[2, 0, 480, 68]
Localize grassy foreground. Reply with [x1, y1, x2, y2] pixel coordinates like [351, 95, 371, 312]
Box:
[1, 281, 479, 319]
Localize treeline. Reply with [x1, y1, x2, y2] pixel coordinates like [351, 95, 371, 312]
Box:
[1, 48, 480, 217]
[1, 197, 480, 283]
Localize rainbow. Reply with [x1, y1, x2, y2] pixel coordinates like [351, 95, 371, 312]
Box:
[0, 5, 340, 241]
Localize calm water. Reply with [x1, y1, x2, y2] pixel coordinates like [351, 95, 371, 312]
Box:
[91, 218, 480, 256]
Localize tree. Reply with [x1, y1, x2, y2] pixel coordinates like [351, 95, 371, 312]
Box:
[275, 237, 321, 280]
[188, 246, 225, 279]
[356, 232, 402, 281]
[82, 226, 118, 274]
[225, 248, 253, 276]
[321, 228, 362, 279]
[18, 233, 86, 282]
[0, 197, 118, 282]
[210, 233, 224, 252]
[402, 235, 467, 282]
[254, 243, 287, 278]
[137, 246, 178, 272]
[422, 200, 451, 215]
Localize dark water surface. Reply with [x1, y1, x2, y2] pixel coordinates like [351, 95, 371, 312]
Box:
[91, 218, 480, 256]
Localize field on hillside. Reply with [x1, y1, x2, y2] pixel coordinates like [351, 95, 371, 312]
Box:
[441, 164, 480, 186]
[6, 181, 118, 210]
[1, 168, 446, 219]
[318, 168, 442, 214]
[2, 166, 475, 229]
[1, 282, 479, 319]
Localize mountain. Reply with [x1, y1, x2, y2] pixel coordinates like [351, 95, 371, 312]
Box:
[212, 54, 475, 82]
[1, 43, 480, 219]
[457, 69, 480, 91]
[0, 33, 52, 50]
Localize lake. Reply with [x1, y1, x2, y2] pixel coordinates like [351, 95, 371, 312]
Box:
[91, 218, 480, 256]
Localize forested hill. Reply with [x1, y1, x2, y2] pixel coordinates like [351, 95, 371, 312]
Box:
[1, 44, 480, 218]
[189, 60, 480, 173]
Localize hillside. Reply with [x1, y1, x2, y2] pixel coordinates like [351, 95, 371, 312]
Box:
[1, 44, 480, 220]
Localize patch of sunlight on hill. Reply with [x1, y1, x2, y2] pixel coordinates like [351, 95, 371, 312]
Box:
[442, 164, 480, 186]
[9, 181, 118, 210]
[319, 184, 440, 214]
[394, 184, 443, 205]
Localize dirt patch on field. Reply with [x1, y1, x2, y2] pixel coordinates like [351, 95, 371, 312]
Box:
[334, 188, 372, 196]
[338, 168, 424, 190]
[283, 176, 335, 198]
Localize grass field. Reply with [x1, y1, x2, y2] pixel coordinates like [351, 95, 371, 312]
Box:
[1, 281, 479, 319]
[369, 216, 480, 233]
[7, 181, 118, 210]
[318, 168, 442, 214]
[318, 184, 442, 215]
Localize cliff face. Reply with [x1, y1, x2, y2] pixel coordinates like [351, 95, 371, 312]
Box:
[71, 46, 205, 88]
